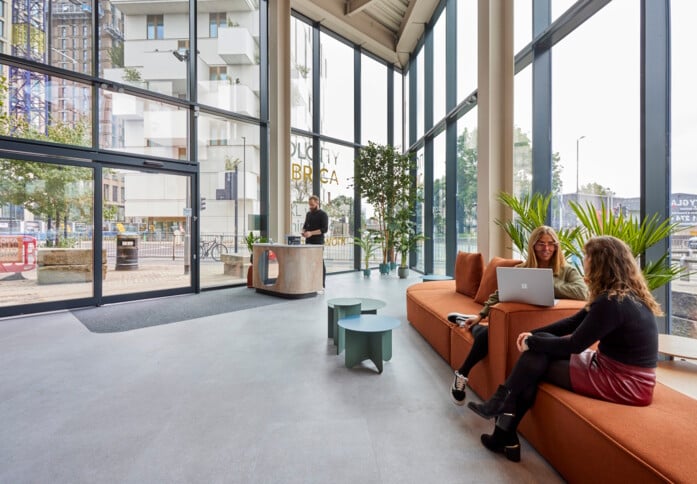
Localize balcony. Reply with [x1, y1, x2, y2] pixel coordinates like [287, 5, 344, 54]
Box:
[217, 27, 256, 65]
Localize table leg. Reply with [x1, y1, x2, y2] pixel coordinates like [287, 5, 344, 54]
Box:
[333, 303, 361, 354]
[327, 306, 334, 339]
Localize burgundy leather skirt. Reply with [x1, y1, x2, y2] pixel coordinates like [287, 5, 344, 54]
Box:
[570, 350, 656, 406]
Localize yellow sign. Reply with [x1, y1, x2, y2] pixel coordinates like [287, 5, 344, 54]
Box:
[290, 163, 339, 185]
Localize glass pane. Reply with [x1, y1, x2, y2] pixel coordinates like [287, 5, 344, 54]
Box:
[197, 113, 261, 288]
[552, 2, 639, 227]
[197, 4, 261, 116]
[456, 107, 478, 252]
[393, 70, 403, 149]
[514, 0, 532, 54]
[100, 2, 189, 99]
[8, 0, 93, 74]
[0, 66, 92, 146]
[320, 33, 354, 141]
[99, 88, 187, 159]
[291, 16, 313, 132]
[361, 54, 387, 145]
[0, 159, 93, 305]
[513, 66, 532, 199]
[320, 141, 355, 273]
[433, 133, 446, 274]
[457, 0, 477, 102]
[432, 10, 446, 123]
[290, 134, 313, 233]
[102, 169, 190, 296]
[671, 1, 697, 339]
[416, 48, 424, 137]
[551, 0, 578, 23]
[414, 147, 425, 272]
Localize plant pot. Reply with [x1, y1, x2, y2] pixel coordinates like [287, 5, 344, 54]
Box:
[363, 268, 371, 278]
[390, 261, 397, 271]
[398, 266, 409, 279]
[379, 263, 390, 275]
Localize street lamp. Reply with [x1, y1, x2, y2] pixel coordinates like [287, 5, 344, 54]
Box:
[576, 135, 586, 194]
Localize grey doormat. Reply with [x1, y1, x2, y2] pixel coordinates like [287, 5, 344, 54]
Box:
[71, 288, 283, 333]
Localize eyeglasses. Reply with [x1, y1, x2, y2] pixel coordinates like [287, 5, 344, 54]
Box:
[535, 241, 558, 249]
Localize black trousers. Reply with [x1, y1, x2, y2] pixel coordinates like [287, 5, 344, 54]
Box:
[501, 332, 573, 431]
[458, 324, 489, 376]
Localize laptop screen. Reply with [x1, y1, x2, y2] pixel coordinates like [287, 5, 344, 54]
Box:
[496, 267, 557, 307]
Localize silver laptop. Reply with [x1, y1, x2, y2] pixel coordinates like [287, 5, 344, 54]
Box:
[496, 267, 557, 307]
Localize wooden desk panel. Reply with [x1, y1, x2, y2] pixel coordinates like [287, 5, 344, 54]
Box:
[253, 243, 323, 298]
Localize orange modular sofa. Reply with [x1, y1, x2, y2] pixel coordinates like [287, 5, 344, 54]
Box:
[406, 251, 697, 483]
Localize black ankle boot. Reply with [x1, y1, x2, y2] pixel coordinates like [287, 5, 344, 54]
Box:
[467, 384, 515, 423]
[481, 426, 521, 462]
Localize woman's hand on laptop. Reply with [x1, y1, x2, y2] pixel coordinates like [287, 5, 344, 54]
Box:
[517, 332, 532, 352]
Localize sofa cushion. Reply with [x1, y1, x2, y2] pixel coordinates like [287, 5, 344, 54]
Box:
[454, 252, 484, 297]
[473, 257, 522, 305]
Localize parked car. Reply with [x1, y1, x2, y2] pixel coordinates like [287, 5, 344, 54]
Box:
[688, 237, 697, 250]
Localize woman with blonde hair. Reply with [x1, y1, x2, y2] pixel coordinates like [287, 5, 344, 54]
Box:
[468, 235, 660, 462]
[449, 226, 588, 405]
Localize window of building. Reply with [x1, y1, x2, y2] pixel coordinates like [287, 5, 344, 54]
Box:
[103, 184, 109, 201]
[209, 12, 226, 38]
[209, 66, 228, 81]
[147, 15, 164, 40]
[112, 185, 119, 202]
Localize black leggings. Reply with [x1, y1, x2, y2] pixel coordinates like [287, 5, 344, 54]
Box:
[457, 324, 489, 376]
[503, 332, 573, 431]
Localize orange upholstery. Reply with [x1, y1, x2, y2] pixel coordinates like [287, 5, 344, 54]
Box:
[519, 382, 697, 483]
[450, 300, 584, 398]
[473, 256, 522, 304]
[454, 251, 484, 297]
[406, 256, 697, 481]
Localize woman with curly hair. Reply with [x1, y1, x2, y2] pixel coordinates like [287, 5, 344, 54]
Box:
[467, 235, 660, 462]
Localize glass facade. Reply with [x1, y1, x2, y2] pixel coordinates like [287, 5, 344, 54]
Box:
[0, 0, 694, 341]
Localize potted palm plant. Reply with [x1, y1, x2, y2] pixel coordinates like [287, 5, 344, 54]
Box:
[244, 231, 267, 287]
[393, 222, 425, 279]
[353, 229, 379, 277]
[496, 192, 685, 290]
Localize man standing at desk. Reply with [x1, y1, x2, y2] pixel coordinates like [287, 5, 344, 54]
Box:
[302, 194, 328, 289]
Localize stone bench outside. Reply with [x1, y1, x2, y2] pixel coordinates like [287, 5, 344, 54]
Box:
[37, 248, 107, 285]
[220, 253, 248, 278]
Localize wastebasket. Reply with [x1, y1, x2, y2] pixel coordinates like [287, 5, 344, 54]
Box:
[116, 233, 139, 271]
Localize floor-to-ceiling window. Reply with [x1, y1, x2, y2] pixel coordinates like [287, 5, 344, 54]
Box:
[670, 1, 697, 339]
[0, 0, 267, 317]
[290, 13, 400, 273]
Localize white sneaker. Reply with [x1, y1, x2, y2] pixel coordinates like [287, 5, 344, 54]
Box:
[451, 371, 468, 405]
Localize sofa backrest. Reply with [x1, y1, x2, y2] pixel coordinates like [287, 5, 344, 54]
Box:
[473, 256, 523, 304]
[454, 251, 484, 297]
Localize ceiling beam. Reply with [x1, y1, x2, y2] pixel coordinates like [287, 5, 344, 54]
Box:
[345, 0, 376, 16]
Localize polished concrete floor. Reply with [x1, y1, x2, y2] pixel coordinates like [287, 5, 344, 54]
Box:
[0, 271, 563, 483]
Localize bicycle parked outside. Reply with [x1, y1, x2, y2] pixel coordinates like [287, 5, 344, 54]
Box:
[200, 236, 228, 262]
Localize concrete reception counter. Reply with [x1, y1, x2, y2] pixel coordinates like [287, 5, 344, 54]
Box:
[252, 243, 323, 298]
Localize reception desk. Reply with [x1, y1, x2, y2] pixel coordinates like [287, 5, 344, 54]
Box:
[253, 243, 324, 298]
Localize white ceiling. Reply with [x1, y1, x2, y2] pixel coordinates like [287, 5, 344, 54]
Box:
[291, 0, 440, 68]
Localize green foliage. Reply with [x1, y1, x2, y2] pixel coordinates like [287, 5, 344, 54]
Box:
[354, 142, 419, 263]
[353, 229, 380, 270]
[497, 192, 685, 291]
[108, 43, 125, 67]
[244, 231, 267, 253]
[393, 220, 425, 268]
[122, 67, 142, 83]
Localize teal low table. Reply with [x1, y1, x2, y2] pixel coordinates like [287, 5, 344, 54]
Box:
[421, 274, 454, 282]
[327, 297, 387, 344]
[337, 314, 401, 374]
